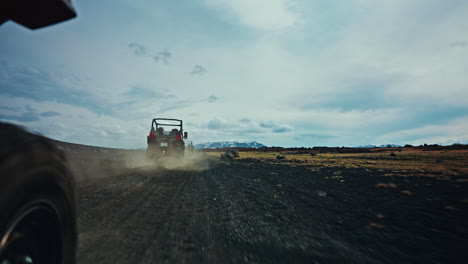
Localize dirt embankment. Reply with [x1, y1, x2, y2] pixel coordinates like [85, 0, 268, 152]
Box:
[57, 142, 468, 263]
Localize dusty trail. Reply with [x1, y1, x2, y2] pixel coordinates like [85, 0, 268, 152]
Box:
[77, 164, 223, 263]
[73, 151, 468, 264]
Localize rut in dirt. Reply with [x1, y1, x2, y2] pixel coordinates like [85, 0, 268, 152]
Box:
[76, 158, 468, 264]
[77, 160, 227, 264]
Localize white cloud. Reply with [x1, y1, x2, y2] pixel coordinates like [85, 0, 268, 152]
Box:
[272, 124, 293, 133]
[3, 0, 468, 148]
[317, 0, 468, 107]
[375, 116, 468, 145]
[190, 65, 207, 76]
[207, 118, 225, 129]
[0, 95, 146, 148]
[203, 0, 300, 31]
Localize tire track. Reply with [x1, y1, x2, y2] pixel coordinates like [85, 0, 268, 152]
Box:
[141, 168, 227, 264]
[77, 168, 164, 234]
[77, 168, 193, 263]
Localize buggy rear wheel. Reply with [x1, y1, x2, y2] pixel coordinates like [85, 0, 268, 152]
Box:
[0, 123, 77, 264]
[166, 144, 185, 159]
[146, 145, 163, 162]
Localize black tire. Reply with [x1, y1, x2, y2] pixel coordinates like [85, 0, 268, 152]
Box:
[146, 144, 162, 161]
[166, 143, 185, 159]
[0, 122, 77, 264]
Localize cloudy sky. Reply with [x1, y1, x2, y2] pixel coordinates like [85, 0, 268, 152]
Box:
[1, 0, 467, 148]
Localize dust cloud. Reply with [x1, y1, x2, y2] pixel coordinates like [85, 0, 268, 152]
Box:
[122, 150, 211, 171]
[60, 143, 211, 183]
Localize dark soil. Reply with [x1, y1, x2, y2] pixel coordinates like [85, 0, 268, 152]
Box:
[75, 154, 468, 263]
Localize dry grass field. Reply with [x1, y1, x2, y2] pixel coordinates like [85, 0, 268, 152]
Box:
[207, 148, 468, 180]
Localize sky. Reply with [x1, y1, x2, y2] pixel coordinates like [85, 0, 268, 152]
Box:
[1, 0, 467, 148]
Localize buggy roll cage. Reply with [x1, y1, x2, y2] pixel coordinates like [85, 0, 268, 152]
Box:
[151, 118, 183, 131]
[151, 118, 187, 138]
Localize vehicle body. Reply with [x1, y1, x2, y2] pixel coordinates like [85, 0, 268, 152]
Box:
[1, 0, 76, 29]
[0, 123, 77, 264]
[1, 1, 78, 263]
[147, 118, 188, 159]
[185, 141, 195, 152]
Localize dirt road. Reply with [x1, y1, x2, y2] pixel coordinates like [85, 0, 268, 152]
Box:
[71, 149, 468, 264]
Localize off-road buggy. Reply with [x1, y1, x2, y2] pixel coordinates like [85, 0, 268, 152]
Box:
[147, 118, 188, 160]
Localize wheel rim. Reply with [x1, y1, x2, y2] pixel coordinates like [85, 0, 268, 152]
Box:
[0, 202, 62, 264]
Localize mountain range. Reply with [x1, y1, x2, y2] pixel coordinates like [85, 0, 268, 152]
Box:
[194, 141, 266, 149]
[193, 141, 405, 149]
[354, 144, 402, 148]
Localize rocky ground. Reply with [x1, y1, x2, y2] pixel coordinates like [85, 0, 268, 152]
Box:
[57, 142, 468, 263]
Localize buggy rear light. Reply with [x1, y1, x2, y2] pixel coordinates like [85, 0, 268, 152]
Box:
[148, 132, 153, 138]
[177, 134, 182, 140]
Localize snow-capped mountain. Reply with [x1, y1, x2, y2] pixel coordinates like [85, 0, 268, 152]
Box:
[194, 141, 266, 149]
[354, 144, 402, 148]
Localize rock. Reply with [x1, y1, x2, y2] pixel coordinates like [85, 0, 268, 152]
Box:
[316, 190, 327, 197]
[336, 217, 344, 225]
[221, 149, 239, 159]
[389, 152, 397, 157]
[276, 155, 285, 160]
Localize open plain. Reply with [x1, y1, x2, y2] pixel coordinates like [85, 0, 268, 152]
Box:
[55, 141, 468, 263]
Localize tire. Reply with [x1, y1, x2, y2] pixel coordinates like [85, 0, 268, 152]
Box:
[0, 122, 77, 264]
[166, 143, 185, 159]
[147, 144, 162, 161]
